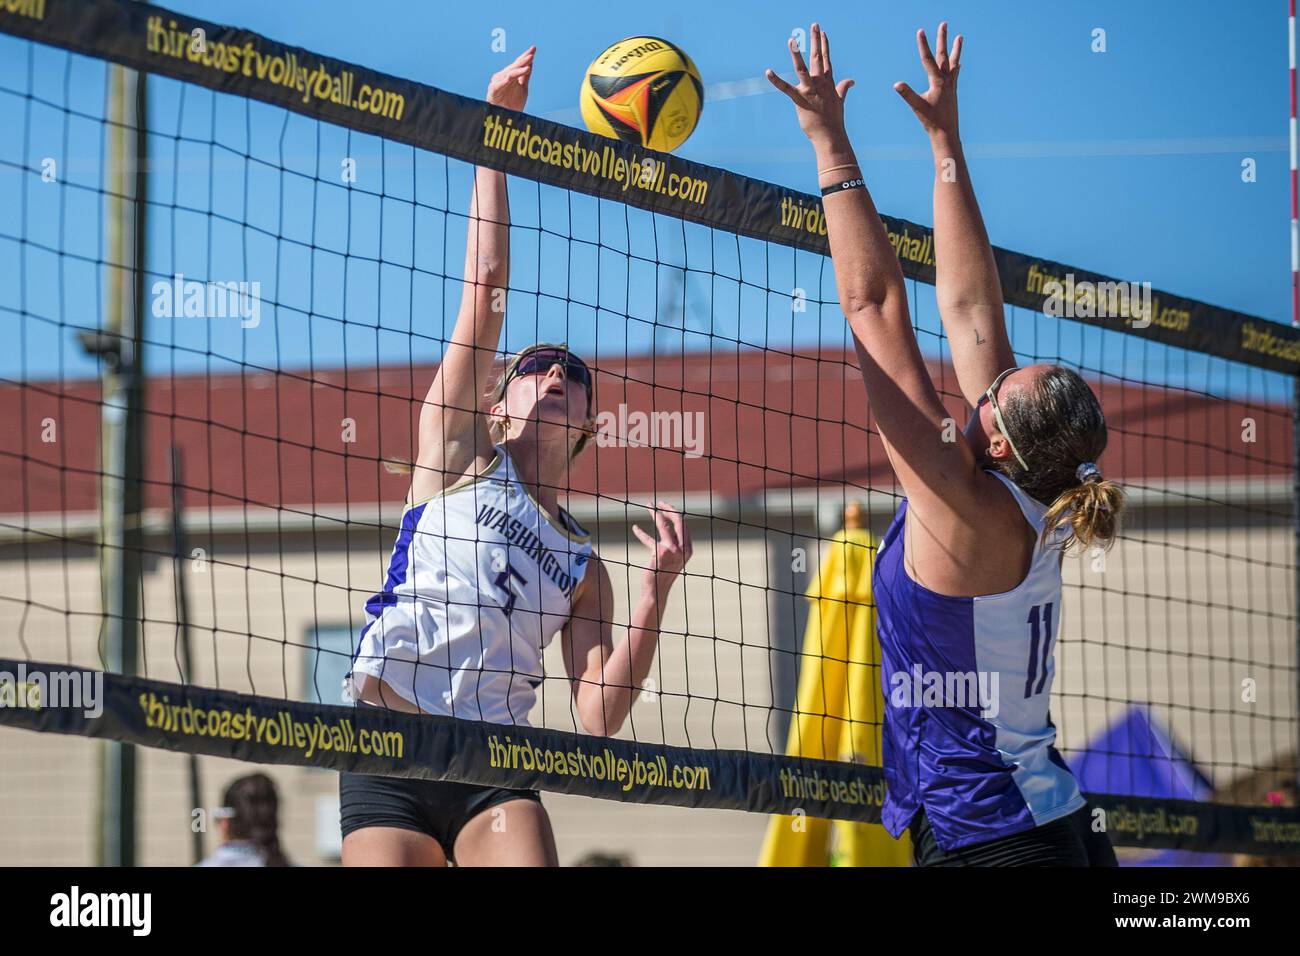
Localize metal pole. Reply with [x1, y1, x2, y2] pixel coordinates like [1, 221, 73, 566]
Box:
[99, 58, 146, 870]
[170, 445, 204, 865]
[97, 60, 127, 871]
[1291, 0, 1300, 796]
[1291, 0, 1297, 328]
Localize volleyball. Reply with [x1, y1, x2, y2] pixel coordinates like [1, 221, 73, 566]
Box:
[579, 36, 703, 153]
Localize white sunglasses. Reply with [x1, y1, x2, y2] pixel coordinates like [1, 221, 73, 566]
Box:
[977, 367, 1029, 471]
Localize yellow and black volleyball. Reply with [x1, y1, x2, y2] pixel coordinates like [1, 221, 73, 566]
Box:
[579, 37, 703, 153]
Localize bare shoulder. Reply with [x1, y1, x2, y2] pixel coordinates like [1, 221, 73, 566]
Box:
[408, 434, 498, 505]
[903, 468, 1033, 597]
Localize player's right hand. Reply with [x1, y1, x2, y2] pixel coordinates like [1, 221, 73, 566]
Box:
[765, 23, 854, 149]
[487, 45, 535, 112]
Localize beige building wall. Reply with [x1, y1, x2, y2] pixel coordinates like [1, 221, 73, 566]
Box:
[0, 514, 1294, 865]
[0, 520, 777, 866]
[1055, 522, 1296, 776]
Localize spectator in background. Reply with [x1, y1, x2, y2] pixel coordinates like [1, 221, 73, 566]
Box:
[1238, 780, 1300, 867]
[197, 773, 291, 867]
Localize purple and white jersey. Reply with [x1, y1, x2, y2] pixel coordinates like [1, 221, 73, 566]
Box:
[873, 470, 1085, 851]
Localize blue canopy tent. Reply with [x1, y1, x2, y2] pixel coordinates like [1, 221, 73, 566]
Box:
[1066, 704, 1234, 866]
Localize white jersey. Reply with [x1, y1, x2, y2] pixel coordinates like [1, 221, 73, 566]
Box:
[347, 444, 593, 725]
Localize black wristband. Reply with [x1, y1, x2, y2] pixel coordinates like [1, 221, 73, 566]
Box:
[820, 177, 865, 196]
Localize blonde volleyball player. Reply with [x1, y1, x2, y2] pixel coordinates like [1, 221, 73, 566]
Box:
[341, 48, 693, 868]
[768, 23, 1123, 865]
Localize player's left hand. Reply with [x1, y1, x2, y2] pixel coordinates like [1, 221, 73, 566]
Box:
[894, 23, 963, 139]
[632, 500, 693, 582]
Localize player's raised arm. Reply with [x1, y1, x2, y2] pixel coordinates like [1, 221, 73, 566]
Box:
[766, 23, 981, 510]
[412, 47, 536, 503]
[894, 23, 1014, 407]
[561, 501, 693, 736]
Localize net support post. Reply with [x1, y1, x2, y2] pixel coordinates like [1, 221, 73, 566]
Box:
[97, 56, 147, 870]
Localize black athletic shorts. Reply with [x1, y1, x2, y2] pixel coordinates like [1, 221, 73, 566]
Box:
[339, 771, 541, 861]
[909, 803, 1118, 867]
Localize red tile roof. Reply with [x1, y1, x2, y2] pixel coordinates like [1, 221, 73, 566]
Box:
[3, 348, 1290, 515]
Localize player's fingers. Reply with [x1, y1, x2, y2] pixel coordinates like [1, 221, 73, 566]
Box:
[653, 507, 681, 552]
[893, 81, 927, 114]
[837, 78, 855, 101]
[655, 500, 689, 552]
[809, 23, 824, 75]
[631, 524, 656, 550]
[675, 516, 694, 557]
[498, 62, 529, 84]
[951, 35, 964, 70]
[788, 37, 810, 81]
[916, 28, 939, 76]
[936, 22, 949, 68]
[765, 69, 801, 102]
[655, 515, 681, 554]
[820, 23, 832, 75]
[663, 510, 687, 549]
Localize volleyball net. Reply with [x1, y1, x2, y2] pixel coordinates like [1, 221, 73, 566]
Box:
[2, 0, 1299, 855]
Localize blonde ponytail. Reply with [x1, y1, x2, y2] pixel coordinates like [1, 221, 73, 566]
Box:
[1041, 466, 1125, 552]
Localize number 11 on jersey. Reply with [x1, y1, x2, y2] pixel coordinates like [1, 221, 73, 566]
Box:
[1025, 602, 1054, 698]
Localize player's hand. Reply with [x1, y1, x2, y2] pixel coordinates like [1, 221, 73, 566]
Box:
[766, 23, 854, 148]
[632, 500, 693, 583]
[487, 46, 535, 111]
[894, 23, 962, 139]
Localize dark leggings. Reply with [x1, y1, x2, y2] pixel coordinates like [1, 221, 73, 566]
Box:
[910, 803, 1118, 867]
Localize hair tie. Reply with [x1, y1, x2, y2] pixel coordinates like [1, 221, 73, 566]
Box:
[1076, 461, 1101, 484]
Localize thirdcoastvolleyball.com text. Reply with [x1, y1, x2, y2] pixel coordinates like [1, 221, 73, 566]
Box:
[144, 15, 405, 120]
[481, 114, 710, 205]
[487, 733, 712, 792]
[138, 692, 405, 759]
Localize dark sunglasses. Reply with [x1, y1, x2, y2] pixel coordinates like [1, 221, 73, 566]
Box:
[509, 348, 593, 397]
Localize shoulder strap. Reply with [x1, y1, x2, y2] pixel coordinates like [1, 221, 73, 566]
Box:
[491, 443, 512, 477]
[558, 506, 590, 539]
[985, 469, 1049, 536]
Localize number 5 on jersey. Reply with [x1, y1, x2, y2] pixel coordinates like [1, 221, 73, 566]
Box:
[494, 563, 528, 618]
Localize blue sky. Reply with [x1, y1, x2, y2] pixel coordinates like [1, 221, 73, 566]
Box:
[0, 0, 1292, 400]
[170, 0, 1285, 312]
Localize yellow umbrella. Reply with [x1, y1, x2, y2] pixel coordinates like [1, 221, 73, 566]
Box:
[759, 502, 911, 866]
